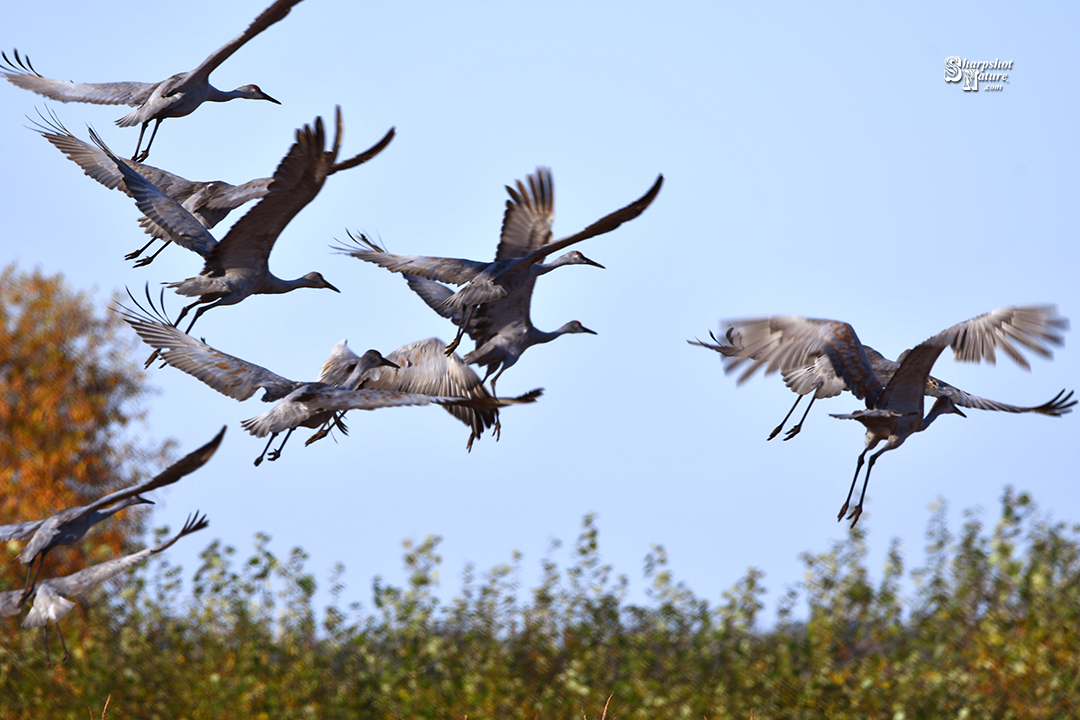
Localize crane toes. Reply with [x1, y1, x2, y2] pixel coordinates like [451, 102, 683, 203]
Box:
[267, 449, 281, 463]
[836, 502, 850, 523]
[253, 454, 264, 467]
[846, 505, 863, 528]
[767, 424, 783, 441]
[783, 424, 803, 441]
[133, 255, 154, 269]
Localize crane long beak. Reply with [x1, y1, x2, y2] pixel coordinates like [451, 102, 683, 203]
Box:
[325, 281, 341, 293]
[260, 91, 281, 105]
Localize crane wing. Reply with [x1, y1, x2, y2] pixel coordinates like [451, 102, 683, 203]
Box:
[119, 301, 297, 401]
[184, 0, 305, 82]
[208, 112, 335, 273]
[881, 305, 1069, 412]
[240, 386, 436, 437]
[494, 168, 555, 261]
[89, 128, 218, 257]
[0, 519, 45, 543]
[2, 50, 157, 106]
[334, 232, 490, 285]
[517, 174, 663, 266]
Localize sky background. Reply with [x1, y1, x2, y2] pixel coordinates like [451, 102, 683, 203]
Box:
[2, 0, 1077, 621]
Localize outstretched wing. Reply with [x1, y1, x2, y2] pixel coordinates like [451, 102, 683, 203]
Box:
[2, 49, 157, 106]
[119, 298, 297, 401]
[494, 168, 556, 261]
[334, 231, 490, 285]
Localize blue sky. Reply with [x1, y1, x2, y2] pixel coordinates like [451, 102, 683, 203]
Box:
[3, 0, 1077, 621]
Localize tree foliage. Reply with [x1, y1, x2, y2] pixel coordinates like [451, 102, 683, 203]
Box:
[0, 263, 171, 590]
[2, 490, 1079, 718]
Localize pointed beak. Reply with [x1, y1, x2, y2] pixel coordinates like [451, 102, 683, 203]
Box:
[261, 91, 281, 105]
[325, 281, 341, 293]
[955, 407, 967, 418]
[380, 358, 400, 369]
[581, 255, 605, 269]
[581, 325, 598, 335]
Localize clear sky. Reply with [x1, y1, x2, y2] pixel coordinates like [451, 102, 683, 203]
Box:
[3, 0, 1077, 621]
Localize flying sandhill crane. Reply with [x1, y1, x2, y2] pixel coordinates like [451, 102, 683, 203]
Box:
[694, 306, 1070, 527]
[31, 109, 394, 266]
[334, 167, 663, 354]
[119, 297, 540, 465]
[403, 273, 595, 395]
[88, 108, 391, 362]
[0, 427, 224, 606]
[317, 337, 543, 450]
[690, 319, 1075, 440]
[2, 0, 305, 161]
[0, 512, 209, 665]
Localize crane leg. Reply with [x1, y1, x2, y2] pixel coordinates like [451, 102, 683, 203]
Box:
[783, 395, 818, 441]
[267, 428, 295, 463]
[768, 395, 803, 440]
[19, 555, 46, 606]
[253, 432, 279, 466]
[131, 121, 150, 162]
[837, 448, 870, 522]
[132, 240, 170, 268]
[134, 119, 164, 163]
[125, 236, 158, 262]
[42, 620, 70, 666]
[847, 446, 890, 529]
[444, 306, 474, 356]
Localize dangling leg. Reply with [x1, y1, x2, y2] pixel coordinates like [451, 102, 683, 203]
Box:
[135, 118, 164, 162]
[131, 121, 151, 162]
[125, 236, 160, 263]
[52, 619, 70, 664]
[132, 240, 171, 268]
[253, 432, 279, 466]
[837, 447, 871, 522]
[267, 428, 296, 463]
[184, 301, 223, 335]
[847, 446, 891, 528]
[444, 305, 474, 355]
[783, 395, 819, 441]
[19, 555, 45, 606]
[768, 395, 803, 440]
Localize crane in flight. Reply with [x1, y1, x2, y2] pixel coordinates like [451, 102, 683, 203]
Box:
[335, 167, 662, 354]
[317, 337, 543, 450]
[693, 306, 1070, 526]
[690, 319, 1074, 440]
[119, 294, 539, 465]
[2, 0, 305, 160]
[0, 427, 224, 606]
[1, 512, 210, 665]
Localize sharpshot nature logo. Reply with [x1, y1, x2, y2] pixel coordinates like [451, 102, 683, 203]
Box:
[945, 57, 1012, 92]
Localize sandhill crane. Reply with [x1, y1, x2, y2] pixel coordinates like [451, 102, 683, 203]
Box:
[88, 108, 391, 362]
[2, 0, 304, 161]
[32, 109, 394, 266]
[1, 512, 209, 665]
[0, 427, 224, 606]
[403, 273, 595, 395]
[334, 167, 662, 353]
[690, 321, 1075, 440]
[694, 307, 1069, 527]
[119, 297, 539, 465]
[318, 337, 543, 450]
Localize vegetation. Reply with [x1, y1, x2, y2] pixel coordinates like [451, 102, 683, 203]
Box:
[1, 490, 1078, 718]
[0, 263, 171, 589]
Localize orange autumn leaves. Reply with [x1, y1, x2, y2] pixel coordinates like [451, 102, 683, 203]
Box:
[0, 263, 171, 590]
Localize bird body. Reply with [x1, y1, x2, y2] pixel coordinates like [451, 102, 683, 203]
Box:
[119, 300, 538, 464]
[336, 167, 662, 353]
[691, 315, 1075, 440]
[2, 0, 304, 160]
[1, 513, 209, 664]
[0, 427, 225, 604]
[693, 306, 1070, 526]
[89, 108, 393, 345]
[31, 110, 270, 265]
[319, 337, 544, 449]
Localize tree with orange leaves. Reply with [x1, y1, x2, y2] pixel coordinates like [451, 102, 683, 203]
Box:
[0, 262, 172, 592]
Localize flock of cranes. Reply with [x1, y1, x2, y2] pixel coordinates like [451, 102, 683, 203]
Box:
[1, 0, 1073, 665]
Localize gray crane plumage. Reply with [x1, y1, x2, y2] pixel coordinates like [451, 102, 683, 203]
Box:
[335, 167, 662, 354]
[319, 337, 543, 450]
[690, 318, 1075, 440]
[403, 273, 595, 395]
[119, 299, 537, 465]
[30, 109, 270, 265]
[0, 426, 225, 605]
[693, 307, 1069, 527]
[2, 0, 305, 160]
[1, 512, 209, 665]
